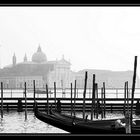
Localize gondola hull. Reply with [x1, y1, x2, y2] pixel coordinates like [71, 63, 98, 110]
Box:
[34, 104, 140, 134]
[35, 109, 80, 133]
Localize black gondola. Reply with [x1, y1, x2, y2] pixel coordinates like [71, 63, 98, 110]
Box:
[34, 102, 140, 134]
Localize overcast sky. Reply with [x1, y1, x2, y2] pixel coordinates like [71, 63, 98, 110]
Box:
[0, 6, 140, 77]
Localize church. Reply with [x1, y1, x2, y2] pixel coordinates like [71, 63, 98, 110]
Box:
[0, 45, 139, 89]
[0, 45, 75, 89]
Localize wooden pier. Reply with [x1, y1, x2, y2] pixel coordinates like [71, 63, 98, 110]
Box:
[0, 86, 140, 113]
[0, 97, 139, 113]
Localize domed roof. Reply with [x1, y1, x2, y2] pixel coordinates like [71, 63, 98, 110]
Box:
[32, 46, 47, 63]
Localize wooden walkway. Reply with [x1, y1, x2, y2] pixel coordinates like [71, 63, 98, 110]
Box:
[0, 97, 139, 112]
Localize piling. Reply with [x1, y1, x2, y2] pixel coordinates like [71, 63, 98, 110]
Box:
[130, 56, 137, 127]
[101, 87, 104, 119]
[70, 83, 73, 116]
[96, 83, 98, 99]
[91, 74, 95, 120]
[124, 81, 129, 115]
[103, 82, 106, 118]
[73, 80, 76, 116]
[24, 82, 27, 120]
[54, 82, 56, 110]
[46, 84, 49, 114]
[126, 81, 131, 134]
[33, 80, 36, 111]
[1, 82, 3, 118]
[95, 83, 99, 119]
[126, 81, 129, 112]
[124, 82, 127, 115]
[83, 71, 87, 120]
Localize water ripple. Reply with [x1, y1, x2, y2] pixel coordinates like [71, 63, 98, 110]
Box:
[0, 111, 128, 134]
[0, 111, 68, 134]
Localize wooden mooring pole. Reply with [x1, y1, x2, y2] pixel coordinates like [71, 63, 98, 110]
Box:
[126, 81, 131, 134]
[83, 71, 87, 120]
[46, 84, 49, 114]
[54, 82, 56, 111]
[101, 87, 104, 119]
[124, 81, 129, 115]
[24, 82, 27, 120]
[1, 82, 3, 119]
[33, 80, 36, 111]
[130, 56, 137, 128]
[126, 81, 129, 113]
[70, 83, 73, 116]
[124, 82, 127, 115]
[103, 82, 106, 118]
[95, 83, 99, 119]
[91, 74, 95, 121]
[73, 80, 76, 117]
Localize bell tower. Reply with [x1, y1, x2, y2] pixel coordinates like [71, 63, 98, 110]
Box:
[12, 53, 16, 66]
[24, 53, 27, 62]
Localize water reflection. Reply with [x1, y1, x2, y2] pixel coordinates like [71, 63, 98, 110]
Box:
[0, 110, 129, 134]
[0, 111, 68, 134]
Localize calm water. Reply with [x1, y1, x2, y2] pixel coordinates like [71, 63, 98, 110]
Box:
[0, 110, 126, 135]
[0, 111, 68, 134]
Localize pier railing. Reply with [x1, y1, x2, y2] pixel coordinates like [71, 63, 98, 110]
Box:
[1, 87, 140, 99]
[0, 87, 140, 112]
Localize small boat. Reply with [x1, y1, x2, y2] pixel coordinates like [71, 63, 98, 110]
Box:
[34, 102, 140, 134]
[34, 102, 84, 133]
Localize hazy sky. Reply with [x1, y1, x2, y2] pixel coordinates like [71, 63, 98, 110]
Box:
[0, 6, 140, 77]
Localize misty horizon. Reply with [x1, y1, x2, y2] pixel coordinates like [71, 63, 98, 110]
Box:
[0, 6, 139, 76]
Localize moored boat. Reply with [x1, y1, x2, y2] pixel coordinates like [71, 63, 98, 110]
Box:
[34, 102, 140, 134]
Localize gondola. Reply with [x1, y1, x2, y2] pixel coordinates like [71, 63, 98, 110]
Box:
[34, 102, 140, 134]
[34, 102, 85, 133]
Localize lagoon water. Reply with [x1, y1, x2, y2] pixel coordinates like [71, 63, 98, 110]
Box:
[0, 111, 68, 134]
[0, 110, 125, 135]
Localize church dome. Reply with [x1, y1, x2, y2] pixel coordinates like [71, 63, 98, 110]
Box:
[32, 46, 47, 63]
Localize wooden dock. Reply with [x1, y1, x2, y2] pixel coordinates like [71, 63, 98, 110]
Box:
[0, 97, 139, 113]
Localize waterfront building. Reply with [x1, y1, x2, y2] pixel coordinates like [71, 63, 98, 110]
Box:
[48, 55, 75, 89]
[0, 45, 139, 89]
[75, 69, 140, 88]
[0, 45, 74, 89]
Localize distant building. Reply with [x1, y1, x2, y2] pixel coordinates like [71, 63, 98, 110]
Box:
[0, 45, 139, 89]
[48, 55, 75, 88]
[0, 76, 43, 89]
[0, 45, 73, 89]
[75, 69, 140, 88]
